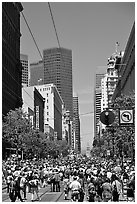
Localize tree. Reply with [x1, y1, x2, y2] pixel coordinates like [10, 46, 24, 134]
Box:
[2, 108, 40, 159]
[3, 108, 70, 160]
[92, 91, 135, 159]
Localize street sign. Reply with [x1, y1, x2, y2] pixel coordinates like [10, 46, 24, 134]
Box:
[100, 110, 115, 125]
[119, 110, 134, 125]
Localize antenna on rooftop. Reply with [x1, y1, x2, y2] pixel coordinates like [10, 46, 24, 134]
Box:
[115, 42, 120, 54]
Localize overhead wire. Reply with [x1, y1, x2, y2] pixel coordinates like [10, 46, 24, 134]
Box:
[21, 11, 43, 60]
[21, 8, 52, 82]
[47, 2, 66, 76]
[3, 66, 35, 101]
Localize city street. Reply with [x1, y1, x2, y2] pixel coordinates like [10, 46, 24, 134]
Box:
[2, 2, 135, 203]
[2, 180, 130, 202]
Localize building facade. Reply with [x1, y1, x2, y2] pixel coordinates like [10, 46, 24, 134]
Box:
[94, 73, 105, 139]
[30, 60, 44, 86]
[2, 2, 23, 116]
[106, 52, 123, 106]
[22, 86, 44, 132]
[112, 22, 135, 99]
[43, 47, 73, 120]
[20, 54, 29, 87]
[73, 96, 81, 153]
[34, 84, 63, 140]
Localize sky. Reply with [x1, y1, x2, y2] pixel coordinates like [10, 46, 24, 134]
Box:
[20, 1, 135, 152]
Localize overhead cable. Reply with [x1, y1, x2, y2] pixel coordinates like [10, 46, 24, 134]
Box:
[48, 2, 61, 48]
[21, 11, 43, 60]
[47, 2, 66, 70]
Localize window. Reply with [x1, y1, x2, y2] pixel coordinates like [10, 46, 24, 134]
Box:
[47, 112, 49, 115]
[47, 106, 49, 109]
[47, 99, 48, 103]
[47, 93, 48, 97]
[47, 118, 49, 122]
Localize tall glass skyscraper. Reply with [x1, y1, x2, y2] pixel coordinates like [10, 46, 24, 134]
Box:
[43, 47, 73, 119]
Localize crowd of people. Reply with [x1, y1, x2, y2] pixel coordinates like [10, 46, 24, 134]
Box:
[2, 154, 135, 202]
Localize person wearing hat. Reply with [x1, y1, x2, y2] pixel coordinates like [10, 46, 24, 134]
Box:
[69, 176, 81, 201]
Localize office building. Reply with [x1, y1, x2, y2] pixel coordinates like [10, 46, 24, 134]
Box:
[94, 73, 105, 139]
[112, 22, 135, 99]
[73, 96, 81, 153]
[43, 47, 73, 119]
[34, 84, 63, 140]
[22, 86, 44, 132]
[2, 2, 23, 116]
[20, 54, 29, 87]
[30, 60, 44, 86]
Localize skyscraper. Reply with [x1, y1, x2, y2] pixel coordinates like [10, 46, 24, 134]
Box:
[94, 73, 105, 139]
[2, 2, 23, 116]
[20, 54, 29, 87]
[43, 47, 73, 119]
[73, 96, 81, 153]
[30, 60, 44, 86]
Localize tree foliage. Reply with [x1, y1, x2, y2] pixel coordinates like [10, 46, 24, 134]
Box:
[2, 108, 69, 159]
[92, 91, 135, 160]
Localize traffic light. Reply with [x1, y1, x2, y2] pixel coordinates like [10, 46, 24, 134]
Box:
[100, 110, 115, 125]
[104, 111, 109, 125]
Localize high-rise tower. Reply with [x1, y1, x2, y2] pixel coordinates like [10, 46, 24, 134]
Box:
[73, 96, 81, 153]
[43, 47, 73, 119]
[94, 73, 105, 139]
[20, 54, 29, 87]
[30, 60, 44, 86]
[2, 2, 23, 116]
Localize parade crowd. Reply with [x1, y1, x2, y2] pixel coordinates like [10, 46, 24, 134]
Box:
[2, 154, 135, 202]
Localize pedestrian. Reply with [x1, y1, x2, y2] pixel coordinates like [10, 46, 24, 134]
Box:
[87, 182, 96, 202]
[54, 170, 60, 192]
[102, 178, 112, 202]
[20, 172, 27, 200]
[6, 171, 13, 194]
[111, 174, 122, 202]
[29, 174, 41, 201]
[9, 177, 16, 202]
[12, 174, 24, 202]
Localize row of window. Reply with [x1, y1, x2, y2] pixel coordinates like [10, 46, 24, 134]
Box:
[38, 87, 51, 92]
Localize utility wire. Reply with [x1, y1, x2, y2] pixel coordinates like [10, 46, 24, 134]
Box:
[3, 66, 35, 102]
[48, 2, 61, 48]
[47, 2, 66, 71]
[21, 11, 43, 60]
[80, 111, 94, 116]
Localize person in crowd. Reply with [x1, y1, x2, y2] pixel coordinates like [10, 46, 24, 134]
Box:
[12, 174, 24, 202]
[63, 174, 70, 200]
[102, 178, 112, 202]
[20, 172, 27, 200]
[29, 174, 41, 201]
[9, 177, 16, 202]
[54, 169, 61, 192]
[69, 176, 81, 201]
[87, 182, 96, 202]
[6, 171, 13, 194]
[111, 174, 122, 202]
